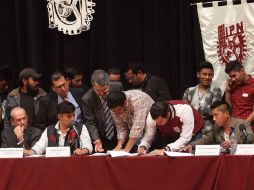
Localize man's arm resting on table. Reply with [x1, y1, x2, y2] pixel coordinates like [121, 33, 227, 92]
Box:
[114, 138, 125, 150]
[123, 138, 137, 152]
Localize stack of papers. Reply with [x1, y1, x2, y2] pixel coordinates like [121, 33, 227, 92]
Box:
[164, 151, 193, 157]
[25, 154, 45, 158]
[107, 151, 138, 157]
[90, 153, 108, 156]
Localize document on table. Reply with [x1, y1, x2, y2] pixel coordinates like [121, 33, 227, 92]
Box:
[164, 151, 193, 157]
[107, 151, 138, 157]
[25, 154, 45, 158]
[90, 153, 108, 156]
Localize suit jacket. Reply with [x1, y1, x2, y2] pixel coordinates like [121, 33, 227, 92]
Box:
[129, 74, 170, 101]
[183, 84, 222, 120]
[35, 88, 84, 130]
[81, 82, 122, 151]
[1, 126, 42, 149]
[191, 118, 254, 146]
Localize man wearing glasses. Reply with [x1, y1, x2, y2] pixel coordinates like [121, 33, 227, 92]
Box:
[4, 68, 46, 129]
[81, 70, 123, 152]
[36, 72, 85, 130]
[123, 61, 171, 102]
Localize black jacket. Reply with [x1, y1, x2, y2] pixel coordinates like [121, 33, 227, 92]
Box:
[1, 126, 42, 149]
[35, 88, 84, 130]
[128, 74, 171, 101]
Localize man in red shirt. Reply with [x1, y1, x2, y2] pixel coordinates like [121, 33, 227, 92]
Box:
[225, 60, 254, 129]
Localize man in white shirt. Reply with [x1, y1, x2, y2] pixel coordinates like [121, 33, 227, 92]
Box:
[24, 101, 92, 156]
[138, 101, 204, 155]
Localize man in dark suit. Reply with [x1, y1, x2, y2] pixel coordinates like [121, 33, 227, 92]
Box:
[64, 66, 89, 93]
[81, 70, 121, 152]
[35, 72, 85, 130]
[1, 107, 41, 149]
[123, 61, 171, 101]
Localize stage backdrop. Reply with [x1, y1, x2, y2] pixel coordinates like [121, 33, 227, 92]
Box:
[0, 0, 209, 99]
[197, 0, 254, 91]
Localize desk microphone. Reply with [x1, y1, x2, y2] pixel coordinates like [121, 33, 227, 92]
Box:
[239, 124, 248, 143]
[69, 121, 82, 148]
[239, 124, 248, 137]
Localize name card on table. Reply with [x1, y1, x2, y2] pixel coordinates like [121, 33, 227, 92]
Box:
[0, 148, 23, 158]
[45, 147, 70, 157]
[195, 145, 220, 156]
[235, 144, 254, 155]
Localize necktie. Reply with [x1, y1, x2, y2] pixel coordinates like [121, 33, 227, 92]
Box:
[102, 99, 114, 140]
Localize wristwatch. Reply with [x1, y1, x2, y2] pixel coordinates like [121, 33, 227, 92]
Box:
[163, 146, 171, 151]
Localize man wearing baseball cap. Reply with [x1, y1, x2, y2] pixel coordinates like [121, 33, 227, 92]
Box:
[4, 68, 46, 129]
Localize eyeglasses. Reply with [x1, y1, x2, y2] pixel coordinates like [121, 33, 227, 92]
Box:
[94, 86, 109, 93]
[55, 82, 68, 89]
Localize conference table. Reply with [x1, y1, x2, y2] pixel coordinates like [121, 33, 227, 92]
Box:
[0, 155, 253, 190]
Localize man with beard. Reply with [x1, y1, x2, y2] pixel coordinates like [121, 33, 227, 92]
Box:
[64, 66, 89, 93]
[4, 68, 46, 129]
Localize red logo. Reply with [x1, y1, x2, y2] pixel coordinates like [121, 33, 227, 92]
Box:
[217, 21, 246, 64]
[48, 134, 56, 142]
[68, 129, 76, 144]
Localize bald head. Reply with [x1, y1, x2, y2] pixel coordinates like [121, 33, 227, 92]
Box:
[10, 107, 28, 128]
[10, 107, 26, 119]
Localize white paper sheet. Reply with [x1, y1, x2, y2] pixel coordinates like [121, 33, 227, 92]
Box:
[164, 151, 193, 157]
[90, 153, 108, 156]
[107, 151, 138, 157]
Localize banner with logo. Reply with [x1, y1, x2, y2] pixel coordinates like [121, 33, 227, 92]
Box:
[197, 0, 254, 90]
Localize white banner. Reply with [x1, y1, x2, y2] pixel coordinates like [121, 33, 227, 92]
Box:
[197, 0, 254, 90]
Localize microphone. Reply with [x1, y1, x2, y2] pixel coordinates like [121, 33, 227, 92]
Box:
[239, 124, 248, 137]
[239, 124, 248, 143]
[69, 121, 82, 148]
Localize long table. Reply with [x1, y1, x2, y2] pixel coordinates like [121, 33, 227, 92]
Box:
[0, 155, 253, 190]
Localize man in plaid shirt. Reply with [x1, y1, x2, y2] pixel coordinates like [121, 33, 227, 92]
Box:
[225, 60, 254, 130]
[106, 90, 154, 152]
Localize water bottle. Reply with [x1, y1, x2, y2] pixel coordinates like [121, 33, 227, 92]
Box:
[230, 129, 237, 155]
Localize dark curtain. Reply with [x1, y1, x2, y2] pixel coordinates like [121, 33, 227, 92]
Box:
[0, 0, 206, 99]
